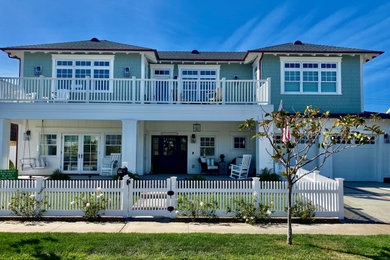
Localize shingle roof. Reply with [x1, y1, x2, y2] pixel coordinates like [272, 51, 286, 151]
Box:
[251, 42, 383, 54]
[1, 38, 154, 51]
[157, 51, 246, 61]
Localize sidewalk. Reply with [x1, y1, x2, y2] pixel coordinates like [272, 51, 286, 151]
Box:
[1, 221, 390, 235]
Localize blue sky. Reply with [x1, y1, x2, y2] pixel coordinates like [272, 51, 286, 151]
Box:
[0, 0, 389, 112]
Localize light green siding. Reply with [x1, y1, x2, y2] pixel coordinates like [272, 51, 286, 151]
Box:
[23, 52, 52, 77]
[23, 52, 142, 78]
[261, 54, 362, 113]
[114, 53, 141, 78]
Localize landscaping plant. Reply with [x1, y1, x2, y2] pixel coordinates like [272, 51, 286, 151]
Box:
[240, 105, 384, 244]
[257, 167, 282, 181]
[48, 169, 70, 180]
[72, 188, 109, 220]
[7, 190, 48, 218]
[176, 195, 218, 220]
[227, 192, 273, 224]
[289, 200, 316, 223]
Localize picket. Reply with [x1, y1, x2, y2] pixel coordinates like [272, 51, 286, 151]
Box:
[0, 174, 344, 219]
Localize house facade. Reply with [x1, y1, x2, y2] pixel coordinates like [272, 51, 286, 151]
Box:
[0, 38, 388, 181]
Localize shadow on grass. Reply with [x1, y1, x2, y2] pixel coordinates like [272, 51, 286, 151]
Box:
[10, 236, 60, 259]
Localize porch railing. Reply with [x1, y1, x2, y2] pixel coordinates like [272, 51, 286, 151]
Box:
[0, 77, 270, 105]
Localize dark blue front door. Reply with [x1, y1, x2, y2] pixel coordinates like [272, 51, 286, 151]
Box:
[151, 136, 187, 174]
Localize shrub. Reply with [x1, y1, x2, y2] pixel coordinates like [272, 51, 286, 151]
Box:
[227, 192, 273, 224]
[8, 190, 48, 218]
[257, 168, 281, 181]
[72, 188, 109, 220]
[9, 160, 15, 170]
[176, 195, 218, 220]
[188, 175, 206, 181]
[289, 201, 316, 223]
[48, 169, 70, 180]
[128, 173, 140, 180]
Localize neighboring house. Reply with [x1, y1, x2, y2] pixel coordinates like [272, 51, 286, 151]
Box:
[0, 38, 389, 181]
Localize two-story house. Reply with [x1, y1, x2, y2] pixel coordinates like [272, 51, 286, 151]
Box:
[0, 38, 388, 182]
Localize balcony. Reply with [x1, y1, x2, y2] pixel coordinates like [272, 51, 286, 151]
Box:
[0, 77, 270, 105]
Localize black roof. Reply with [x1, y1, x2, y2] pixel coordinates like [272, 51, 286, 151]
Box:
[251, 42, 383, 54]
[1, 38, 154, 52]
[157, 51, 246, 61]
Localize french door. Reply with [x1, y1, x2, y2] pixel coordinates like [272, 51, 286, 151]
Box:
[62, 134, 100, 174]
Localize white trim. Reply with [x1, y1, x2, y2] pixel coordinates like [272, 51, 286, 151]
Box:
[150, 64, 174, 79]
[199, 136, 216, 157]
[178, 64, 220, 80]
[280, 57, 342, 95]
[360, 55, 364, 113]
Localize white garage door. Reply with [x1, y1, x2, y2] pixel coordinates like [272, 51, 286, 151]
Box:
[333, 143, 377, 181]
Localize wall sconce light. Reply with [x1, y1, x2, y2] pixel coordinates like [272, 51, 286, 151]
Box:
[191, 134, 196, 143]
[193, 123, 201, 132]
[34, 66, 41, 76]
[123, 67, 130, 78]
[234, 75, 239, 80]
[24, 130, 31, 141]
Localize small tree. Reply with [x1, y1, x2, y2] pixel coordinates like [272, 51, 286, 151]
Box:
[240, 106, 384, 245]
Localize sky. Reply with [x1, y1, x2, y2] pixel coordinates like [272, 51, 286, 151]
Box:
[0, 0, 389, 112]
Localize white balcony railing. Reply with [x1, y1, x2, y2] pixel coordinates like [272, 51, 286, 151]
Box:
[0, 77, 270, 105]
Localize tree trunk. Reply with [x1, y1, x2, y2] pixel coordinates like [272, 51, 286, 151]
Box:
[287, 178, 293, 245]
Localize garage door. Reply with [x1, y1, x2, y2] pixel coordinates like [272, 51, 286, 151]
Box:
[333, 142, 377, 181]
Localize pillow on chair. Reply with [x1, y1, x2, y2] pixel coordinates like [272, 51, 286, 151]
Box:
[200, 157, 207, 163]
[207, 158, 214, 166]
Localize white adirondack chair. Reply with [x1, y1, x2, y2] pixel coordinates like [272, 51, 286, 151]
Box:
[230, 154, 252, 179]
[100, 153, 121, 176]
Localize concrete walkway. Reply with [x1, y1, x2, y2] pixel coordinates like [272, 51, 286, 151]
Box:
[0, 221, 390, 235]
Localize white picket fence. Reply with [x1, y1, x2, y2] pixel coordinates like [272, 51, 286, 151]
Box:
[0, 174, 344, 219]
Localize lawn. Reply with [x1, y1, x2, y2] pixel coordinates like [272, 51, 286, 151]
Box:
[0, 233, 389, 259]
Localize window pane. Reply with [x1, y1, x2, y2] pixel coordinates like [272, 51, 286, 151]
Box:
[321, 82, 337, 92]
[234, 137, 246, 149]
[200, 137, 215, 156]
[40, 134, 57, 156]
[303, 82, 318, 92]
[105, 135, 122, 156]
[285, 82, 300, 92]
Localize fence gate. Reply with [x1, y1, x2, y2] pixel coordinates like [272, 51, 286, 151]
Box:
[126, 177, 176, 217]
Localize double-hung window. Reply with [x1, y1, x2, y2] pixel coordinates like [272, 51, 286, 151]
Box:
[53, 55, 114, 91]
[200, 137, 215, 156]
[281, 57, 341, 94]
[105, 135, 122, 156]
[179, 65, 220, 102]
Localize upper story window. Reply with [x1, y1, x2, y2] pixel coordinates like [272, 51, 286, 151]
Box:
[280, 57, 341, 95]
[52, 55, 114, 91]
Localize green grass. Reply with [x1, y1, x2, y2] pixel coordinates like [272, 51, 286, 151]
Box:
[0, 233, 389, 259]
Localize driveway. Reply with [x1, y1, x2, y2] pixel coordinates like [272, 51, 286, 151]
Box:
[344, 182, 390, 223]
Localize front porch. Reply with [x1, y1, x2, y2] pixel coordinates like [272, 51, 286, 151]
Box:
[0, 118, 274, 178]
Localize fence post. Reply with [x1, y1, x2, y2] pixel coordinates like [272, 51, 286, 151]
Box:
[35, 177, 45, 201]
[335, 178, 344, 220]
[131, 76, 136, 103]
[122, 176, 131, 218]
[221, 77, 226, 104]
[169, 176, 177, 219]
[313, 171, 319, 182]
[252, 177, 261, 204]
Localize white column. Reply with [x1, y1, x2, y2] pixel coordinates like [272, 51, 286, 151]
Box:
[121, 120, 138, 174]
[376, 135, 384, 182]
[136, 120, 145, 174]
[0, 119, 11, 169]
[256, 123, 274, 174]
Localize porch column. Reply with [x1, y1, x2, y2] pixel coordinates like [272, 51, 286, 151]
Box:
[121, 120, 138, 174]
[0, 119, 11, 169]
[136, 120, 144, 174]
[256, 122, 274, 174]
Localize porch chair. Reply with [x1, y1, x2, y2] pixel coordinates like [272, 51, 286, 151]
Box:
[230, 154, 252, 179]
[51, 89, 70, 102]
[100, 153, 121, 176]
[208, 88, 223, 103]
[199, 157, 219, 174]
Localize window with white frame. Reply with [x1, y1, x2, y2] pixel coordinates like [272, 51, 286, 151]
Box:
[179, 66, 220, 102]
[40, 134, 57, 156]
[200, 137, 215, 156]
[233, 137, 246, 149]
[281, 58, 341, 94]
[105, 135, 122, 156]
[53, 55, 113, 91]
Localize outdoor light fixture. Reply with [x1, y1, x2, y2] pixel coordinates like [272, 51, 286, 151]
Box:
[191, 134, 196, 143]
[123, 67, 130, 77]
[193, 123, 201, 132]
[34, 66, 41, 76]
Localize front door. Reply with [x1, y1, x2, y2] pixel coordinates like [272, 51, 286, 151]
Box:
[151, 136, 187, 174]
[62, 134, 99, 174]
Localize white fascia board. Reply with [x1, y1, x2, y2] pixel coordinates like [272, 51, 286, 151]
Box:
[0, 103, 273, 122]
